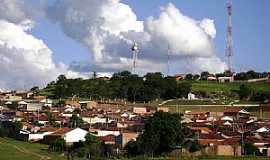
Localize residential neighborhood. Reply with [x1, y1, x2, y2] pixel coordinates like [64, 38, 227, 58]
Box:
[0, 0, 270, 159]
[1, 85, 270, 159]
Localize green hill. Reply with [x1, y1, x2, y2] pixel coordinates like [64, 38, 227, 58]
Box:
[0, 138, 65, 160]
[191, 81, 270, 94]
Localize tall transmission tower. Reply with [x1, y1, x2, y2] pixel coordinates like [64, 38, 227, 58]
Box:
[225, 0, 233, 72]
[131, 41, 139, 74]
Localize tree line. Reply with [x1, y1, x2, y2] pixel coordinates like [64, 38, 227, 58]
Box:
[183, 70, 270, 81]
[41, 71, 192, 102]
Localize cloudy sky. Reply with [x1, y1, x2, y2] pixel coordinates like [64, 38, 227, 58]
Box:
[0, 0, 269, 90]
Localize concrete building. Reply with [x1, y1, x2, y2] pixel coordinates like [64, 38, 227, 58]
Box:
[116, 132, 139, 147]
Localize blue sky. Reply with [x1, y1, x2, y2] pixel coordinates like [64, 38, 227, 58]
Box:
[31, 0, 270, 72]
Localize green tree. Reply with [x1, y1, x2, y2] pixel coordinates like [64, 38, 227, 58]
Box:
[69, 114, 84, 128]
[93, 71, 97, 79]
[162, 77, 177, 99]
[49, 138, 66, 153]
[144, 72, 164, 101]
[125, 140, 141, 157]
[244, 142, 261, 156]
[30, 86, 39, 93]
[176, 82, 192, 98]
[193, 74, 200, 80]
[126, 112, 193, 156]
[185, 74, 193, 81]
[238, 84, 253, 100]
[200, 71, 209, 80]
[0, 122, 6, 137]
[54, 75, 68, 98]
[70, 133, 102, 159]
[46, 112, 54, 124]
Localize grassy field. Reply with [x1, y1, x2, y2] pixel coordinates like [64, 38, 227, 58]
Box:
[0, 138, 269, 160]
[191, 81, 270, 94]
[0, 138, 65, 160]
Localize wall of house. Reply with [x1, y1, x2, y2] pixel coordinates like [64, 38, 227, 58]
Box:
[120, 132, 139, 147]
[217, 145, 241, 156]
[64, 128, 88, 143]
[29, 132, 53, 141]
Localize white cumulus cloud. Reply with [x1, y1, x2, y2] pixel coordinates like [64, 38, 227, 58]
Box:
[0, 0, 46, 24]
[0, 0, 228, 89]
[48, 1, 227, 74]
[0, 20, 84, 90]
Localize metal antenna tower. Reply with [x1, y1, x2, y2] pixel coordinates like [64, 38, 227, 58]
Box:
[131, 41, 139, 74]
[226, 0, 233, 72]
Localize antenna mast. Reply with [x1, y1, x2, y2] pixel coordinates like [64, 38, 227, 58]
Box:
[131, 41, 139, 74]
[226, 0, 233, 72]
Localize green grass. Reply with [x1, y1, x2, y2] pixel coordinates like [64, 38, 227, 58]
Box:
[168, 105, 227, 113]
[1, 138, 268, 160]
[191, 81, 270, 94]
[0, 138, 65, 160]
[192, 81, 240, 93]
[165, 99, 226, 105]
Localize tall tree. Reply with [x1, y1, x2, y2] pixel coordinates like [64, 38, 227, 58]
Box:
[126, 112, 194, 156]
[200, 71, 209, 80]
[69, 114, 84, 128]
[238, 84, 253, 100]
[176, 82, 192, 98]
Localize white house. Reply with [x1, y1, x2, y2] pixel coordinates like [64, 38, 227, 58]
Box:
[133, 107, 147, 114]
[64, 128, 88, 144]
[94, 130, 120, 137]
[28, 131, 54, 141]
[26, 103, 43, 111]
[41, 99, 53, 107]
[218, 76, 234, 83]
[82, 116, 107, 124]
[60, 113, 74, 118]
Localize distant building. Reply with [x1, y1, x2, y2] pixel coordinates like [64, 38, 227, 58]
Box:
[43, 128, 88, 145]
[82, 116, 107, 124]
[40, 99, 53, 107]
[157, 107, 169, 112]
[80, 101, 98, 109]
[116, 132, 139, 147]
[6, 95, 22, 101]
[218, 76, 234, 83]
[25, 103, 42, 112]
[188, 93, 196, 100]
[133, 107, 147, 115]
[174, 74, 186, 81]
[223, 107, 250, 120]
[65, 99, 81, 108]
[207, 75, 217, 81]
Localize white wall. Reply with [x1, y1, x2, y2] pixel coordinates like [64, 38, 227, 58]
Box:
[29, 132, 53, 141]
[64, 128, 88, 143]
[97, 130, 120, 137]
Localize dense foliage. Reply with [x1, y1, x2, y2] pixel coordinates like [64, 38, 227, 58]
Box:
[125, 112, 195, 156]
[70, 133, 113, 159]
[41, 71, 192, 102]
[0, 121, 22, 138]
[235, 70, 270, 81]
[244, 142, 261, 156]
[238, 84, 253, 100]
